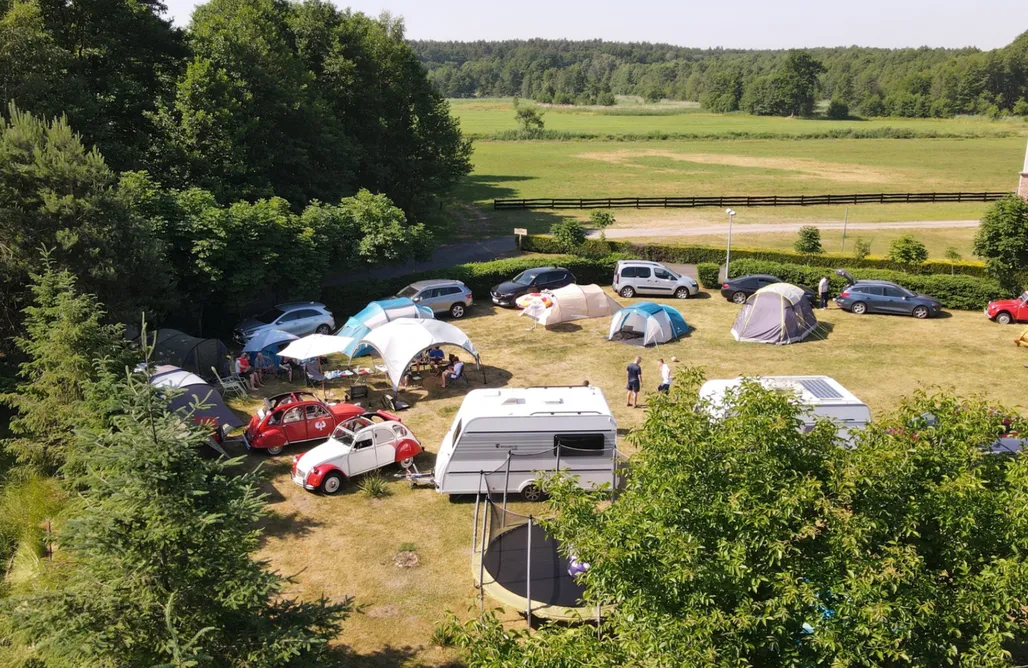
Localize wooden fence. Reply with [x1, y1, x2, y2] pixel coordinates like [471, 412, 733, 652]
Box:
[493, 191, 1011, 210]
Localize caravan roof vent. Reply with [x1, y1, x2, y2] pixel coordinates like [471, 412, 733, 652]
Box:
[501, 397, 526, 405]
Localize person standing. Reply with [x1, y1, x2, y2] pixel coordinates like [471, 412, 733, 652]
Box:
[657, 358, 671, 393]
[818, 275, 830, 309]
[625, 356, 642, 408]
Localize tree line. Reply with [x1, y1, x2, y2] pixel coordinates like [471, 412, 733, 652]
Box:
[413, 34, 1028, 117]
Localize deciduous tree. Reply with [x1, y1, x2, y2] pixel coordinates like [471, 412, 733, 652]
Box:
[974, 194, 1028, 291]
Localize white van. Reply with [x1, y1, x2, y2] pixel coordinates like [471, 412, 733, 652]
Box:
[433, 386, 618, 499]
[699, 376, 871, 444]
[612, 260, 698, 299]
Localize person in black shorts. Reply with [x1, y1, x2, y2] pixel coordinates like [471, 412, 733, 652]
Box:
[626, 355, 642, 407]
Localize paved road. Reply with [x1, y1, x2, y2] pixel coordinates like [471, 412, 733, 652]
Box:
[589, 219, 979, 239]
[323, 236, 516, 286]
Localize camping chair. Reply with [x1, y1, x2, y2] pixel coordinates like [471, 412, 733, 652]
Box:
[381, 394, 410, 412]
[211, 367, 247, 398]
[447, 363, 470, 388]
[304, 360, 326, 387]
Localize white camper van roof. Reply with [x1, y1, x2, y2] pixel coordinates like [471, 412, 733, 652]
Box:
[700, 375, 864, 407]
[457, 386, 613, 421]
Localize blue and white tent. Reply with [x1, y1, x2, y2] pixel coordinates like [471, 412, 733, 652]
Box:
[242, 328, 298, 354]
[336, 298, 435, 358]
[608, 302, 689, 346]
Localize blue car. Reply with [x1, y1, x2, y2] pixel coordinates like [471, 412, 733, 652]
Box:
[833, 270, 942, 319]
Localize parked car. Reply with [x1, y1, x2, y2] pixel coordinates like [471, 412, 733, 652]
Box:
[721, 274, 815, 304]
[395, 279, 473, 318]
[612, 259, 698, 299]
[489, 266, 576, 307]
[985, 291, 1028, 325]
[234, 302, 335, 344]
[243, 391, 367, 455]
[834, 271, 942, 319]
[291, 413, 422, 494]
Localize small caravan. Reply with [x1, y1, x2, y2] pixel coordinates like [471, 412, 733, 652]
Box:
[433, 386, 618, 499]
[699, 375, 871, 444]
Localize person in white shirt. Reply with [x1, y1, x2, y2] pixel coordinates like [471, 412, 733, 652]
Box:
[818, 276, 830, 309]
[657, 358, 672, 393]
[441, 354, 465, 388]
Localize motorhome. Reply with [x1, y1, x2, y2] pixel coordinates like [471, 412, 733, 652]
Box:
[433, 386, 618, 498]
[699, 375, 871, 444]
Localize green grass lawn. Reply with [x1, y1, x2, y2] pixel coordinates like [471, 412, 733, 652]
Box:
[226, 286, 1028, 665]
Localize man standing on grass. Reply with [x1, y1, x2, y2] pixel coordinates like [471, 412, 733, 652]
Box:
[818, 276, 830, 309]
[657, 358, 671, 393]
[626, 356, 642, 407]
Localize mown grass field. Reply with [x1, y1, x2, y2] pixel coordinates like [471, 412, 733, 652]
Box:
[226, 286, 1028, 666]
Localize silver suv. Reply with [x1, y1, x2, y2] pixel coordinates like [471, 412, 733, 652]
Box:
[234, 302, 335, 343]
[396, 279, 473, 318]
[613, 260, 698, 299]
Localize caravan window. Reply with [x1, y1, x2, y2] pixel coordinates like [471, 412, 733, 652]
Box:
[554, 433, 606, 456]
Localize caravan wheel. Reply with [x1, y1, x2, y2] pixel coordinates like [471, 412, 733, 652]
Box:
[521, 484, 544, 502]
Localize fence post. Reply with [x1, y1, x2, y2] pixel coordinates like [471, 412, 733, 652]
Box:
[525, 516, 533, 627]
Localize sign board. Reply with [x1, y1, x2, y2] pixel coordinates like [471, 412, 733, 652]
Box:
[513, 228, 528, 236]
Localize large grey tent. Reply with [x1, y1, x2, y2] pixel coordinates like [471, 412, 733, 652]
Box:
[148, 329, 230, 381]
[730, 283, 818, 345]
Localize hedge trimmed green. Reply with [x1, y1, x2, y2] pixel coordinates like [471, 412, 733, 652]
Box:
[321, 254, 625, 319]
[724, 258, 1003, 310]
[522, 235, 987, 277]
[697, 263, 721, 289]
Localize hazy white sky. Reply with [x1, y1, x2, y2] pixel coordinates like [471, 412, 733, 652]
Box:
[161, 0, 1028, 50]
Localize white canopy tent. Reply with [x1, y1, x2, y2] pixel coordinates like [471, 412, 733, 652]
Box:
[361, 319, 480, 391]
[523, 284, 621, 327]
[277, 333, 356, 361]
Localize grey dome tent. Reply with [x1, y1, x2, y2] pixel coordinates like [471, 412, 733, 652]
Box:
[730, 283, 818, 345]
[148, 329, 230, 381]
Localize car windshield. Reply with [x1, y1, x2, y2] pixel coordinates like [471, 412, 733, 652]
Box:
[397, 285, 419, 298]
[1020, 291, 1028, 302]
[332, 416, 373, 445]
[255, 307, 285, 324]
[511, 271, 538, 285]
[331, 425, 356, 446]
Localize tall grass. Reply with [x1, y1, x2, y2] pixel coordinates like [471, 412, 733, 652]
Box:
[0, 470, 64, 589]
[479, 127, 1017, 142]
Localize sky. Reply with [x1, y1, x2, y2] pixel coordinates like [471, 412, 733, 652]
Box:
[161, 0, 1028, 50]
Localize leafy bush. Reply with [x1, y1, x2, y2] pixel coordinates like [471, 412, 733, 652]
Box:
[888, 234, 929, 265]
[852, 237, 871, 260]
[589, 211, 615, 228]
[596, 92, 617, 106]
[697, 262, 721, 289]
[974, 194, 1028, 291]
[550, 219, 586, 253]
[826, 97, 849, 119]
[521, 235, 987, 276]
[358, 474, 390, 499]
[794, 225, 824, 254]
[512, 98, 544, 133]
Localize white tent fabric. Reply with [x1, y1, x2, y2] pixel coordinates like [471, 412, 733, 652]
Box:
[151, 369, 208, 389]
[242, 328, 298, 353]
[608, 309, 675, 346]
[278, 333, 356, 360]
[361, 319, 480, 391]
[525, 284, 621, 327]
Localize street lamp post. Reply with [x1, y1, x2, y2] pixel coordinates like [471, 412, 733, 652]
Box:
[725, 208, 736, 280]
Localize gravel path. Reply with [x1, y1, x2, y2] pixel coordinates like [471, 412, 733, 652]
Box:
[589, 219, 980, 239]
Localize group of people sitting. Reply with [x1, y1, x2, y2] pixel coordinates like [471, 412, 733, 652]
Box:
[399, 346, 466, 390]
[234, 351, 293, 391]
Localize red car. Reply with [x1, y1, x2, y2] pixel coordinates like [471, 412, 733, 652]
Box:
[242, 391, 367, 455]
[985, 292, 1028, 325]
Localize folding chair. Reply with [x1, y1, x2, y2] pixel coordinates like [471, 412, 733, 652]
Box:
[211, 366, 247, 398]
[382, 394, 410, 411]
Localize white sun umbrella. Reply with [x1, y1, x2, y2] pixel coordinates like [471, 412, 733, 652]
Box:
[360, 319, 480, 391]
[242, 328, 298, 353]
[278, 333, 357, 361]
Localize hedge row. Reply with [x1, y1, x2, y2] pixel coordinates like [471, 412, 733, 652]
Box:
[522, 235, 988, 277]
[720, 258, 1004, 310]
[477, 128, 1016, 142]
[320, 254, 624, 319]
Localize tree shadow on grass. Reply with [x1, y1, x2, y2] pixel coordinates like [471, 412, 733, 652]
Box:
[455, 174, 574, 236]
[257, 509, 324, 547]
[319, 644, 461, 668]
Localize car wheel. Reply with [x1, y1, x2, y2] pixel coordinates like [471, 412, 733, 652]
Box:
[320, 472, 344, 495]
[316, 324, 331, 334]
[619, 286, 636, 298]
[912, 305, 930, 319]
[996, 312, 1013, 325]
[674, 287, 691, 299]
[732, 291, 747, 304]
[399, 456, 414, 469]
[265, 445, 284, 456]
[449, 303, 466, 318]
[851, 302, 868, 315]
[521, 484, 544, 502]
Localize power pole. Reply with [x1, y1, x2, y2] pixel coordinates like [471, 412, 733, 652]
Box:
[840, 207, 849, 252]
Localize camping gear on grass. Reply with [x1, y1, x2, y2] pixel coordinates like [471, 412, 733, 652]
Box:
[522, 284, 621, 327]
[730, 283, 818, 345]
[608, 302, 689, 346]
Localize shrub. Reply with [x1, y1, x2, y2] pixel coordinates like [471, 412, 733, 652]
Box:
[644, 87, 663, 103]
[358, 474, 390, 499]
[596, 91, 616, 106]
[550, 219, 587, 254]
[853, 237, 871, 260]
[697, 262, 721, 289]
[826, 98, 849, 119]
[1014, 98, 1028, 117]
[888, 234, 929, 265]
[553, 92, 573, 105]
[794, 226, 824, 254]
[589, 211, 615, 229]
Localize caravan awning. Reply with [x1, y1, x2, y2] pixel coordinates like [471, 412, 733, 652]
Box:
[360, 319, 479, 391]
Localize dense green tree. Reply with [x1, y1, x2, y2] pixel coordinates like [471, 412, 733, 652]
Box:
[973, 194, 1028, 291]
[550, 218, 586, 254]
[445, 373, 1028, 665]
[888, 234, 929, 265]
[825, 97, 849, 119]
[8, 340, 350, 665]
[794, 225, 824, 253]
[513, 97, 545, 132]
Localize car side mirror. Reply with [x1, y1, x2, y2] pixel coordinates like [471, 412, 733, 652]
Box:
[412, 296, 421, 302]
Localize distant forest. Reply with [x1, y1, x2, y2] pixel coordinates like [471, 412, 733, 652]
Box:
[411, 36, 1028, 117]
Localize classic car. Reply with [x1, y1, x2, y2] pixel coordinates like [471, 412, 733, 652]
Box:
[291, 413, 422, 494]
[985, 291, 1028, 325]
[242, 391, 366, 455]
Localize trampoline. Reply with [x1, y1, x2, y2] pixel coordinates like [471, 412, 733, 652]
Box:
[481, 523, 585, 608]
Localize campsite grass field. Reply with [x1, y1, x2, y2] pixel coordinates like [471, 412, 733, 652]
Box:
[225, 286, 1028, 666]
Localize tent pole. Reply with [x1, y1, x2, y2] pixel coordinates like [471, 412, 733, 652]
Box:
[525, 516, 533, 628]
[479, 497, 489, 615]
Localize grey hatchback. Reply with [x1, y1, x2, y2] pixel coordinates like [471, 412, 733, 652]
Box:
[834, 270, 942, 319]
[395, 279, 473, 318]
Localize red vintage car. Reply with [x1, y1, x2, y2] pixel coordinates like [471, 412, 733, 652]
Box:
[985, 292, 1028, 325]
[242, 391, 367, 455]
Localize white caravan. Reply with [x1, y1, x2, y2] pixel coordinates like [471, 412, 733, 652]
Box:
[699, 375, 871, 444]
[433, 386, 618, 499]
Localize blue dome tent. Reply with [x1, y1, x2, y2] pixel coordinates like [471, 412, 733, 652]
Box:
[608, 302, 689, 346]
[336, 298, 434, 358]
